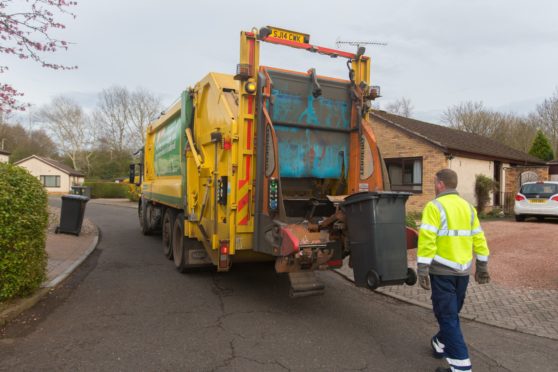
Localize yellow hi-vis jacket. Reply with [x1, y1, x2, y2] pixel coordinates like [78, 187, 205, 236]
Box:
[417, 192, 489, 275]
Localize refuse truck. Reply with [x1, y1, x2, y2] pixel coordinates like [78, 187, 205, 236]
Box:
[130, 26, 418, 297]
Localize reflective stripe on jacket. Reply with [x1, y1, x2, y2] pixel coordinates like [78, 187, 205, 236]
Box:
[417, 192, 489, 274]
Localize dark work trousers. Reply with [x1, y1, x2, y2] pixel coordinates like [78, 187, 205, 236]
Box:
[430, 274, 472, 371]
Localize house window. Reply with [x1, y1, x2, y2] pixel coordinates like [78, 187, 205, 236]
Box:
[40, 175, 61, 188]
[385, 157, 422, 193]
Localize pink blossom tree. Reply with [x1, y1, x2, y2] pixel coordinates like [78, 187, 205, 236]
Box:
[0, 0, 77, 113]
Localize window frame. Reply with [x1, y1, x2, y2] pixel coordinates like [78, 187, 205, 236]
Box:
[384, 157, 423, 194]
[40, 175, 61, 188]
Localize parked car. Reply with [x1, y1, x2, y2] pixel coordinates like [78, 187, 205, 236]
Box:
[514, 181, 558, 221]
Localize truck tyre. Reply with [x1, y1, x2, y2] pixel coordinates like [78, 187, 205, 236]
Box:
[140, 199, 160, 235]
[162, 208, 176, 260]
[139, 200, 151, 235]
[172, 213, 189, 273]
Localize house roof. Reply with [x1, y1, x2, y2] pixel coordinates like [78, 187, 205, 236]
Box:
[371, 111, 546, 165]
[14, 155, 85, 177]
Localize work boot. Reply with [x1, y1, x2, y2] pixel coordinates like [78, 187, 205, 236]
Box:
[431, 336, 445, 359]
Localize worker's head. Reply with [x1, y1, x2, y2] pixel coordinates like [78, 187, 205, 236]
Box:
[435, 168, 458, 195]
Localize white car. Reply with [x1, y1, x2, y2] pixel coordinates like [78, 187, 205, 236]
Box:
[514, 181, 558, 221]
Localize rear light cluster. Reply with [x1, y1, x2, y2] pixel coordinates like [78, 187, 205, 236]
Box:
[515, 194, 526, 201]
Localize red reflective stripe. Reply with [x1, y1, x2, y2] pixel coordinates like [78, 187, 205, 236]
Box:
[238, 193, 249, 211]
[238, 156, 251, 189]
[239, 215, 249, 225]
[246, 119, 252, 150]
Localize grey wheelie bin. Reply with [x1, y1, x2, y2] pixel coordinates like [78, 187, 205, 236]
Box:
[342, 191, 416, 290]
[56, 194, 90, 236]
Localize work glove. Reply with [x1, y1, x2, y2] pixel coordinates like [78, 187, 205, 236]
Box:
[417, 263, 431, 290]
[475, 260, 490, 284]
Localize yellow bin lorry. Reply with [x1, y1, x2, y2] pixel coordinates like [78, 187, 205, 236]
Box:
[131, 27, 417, 297]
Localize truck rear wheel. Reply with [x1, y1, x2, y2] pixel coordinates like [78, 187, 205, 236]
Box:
[140, 199, 161, 235]
[162, 208, 176, 260]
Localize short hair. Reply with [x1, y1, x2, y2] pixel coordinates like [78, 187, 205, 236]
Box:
[436, 168, 458, 189]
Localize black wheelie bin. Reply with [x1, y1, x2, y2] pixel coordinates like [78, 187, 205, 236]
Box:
[56, 194, 90, 236]
[343, 191, 416, 290]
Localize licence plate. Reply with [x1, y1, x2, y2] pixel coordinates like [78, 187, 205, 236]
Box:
[529, 199, 547, 204]
[268, 27, 309, 44]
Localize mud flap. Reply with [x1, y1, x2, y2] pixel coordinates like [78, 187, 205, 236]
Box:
[288, 271, 325, 298]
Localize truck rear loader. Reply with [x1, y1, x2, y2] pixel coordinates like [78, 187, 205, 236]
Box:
[130, 27, 418, 297]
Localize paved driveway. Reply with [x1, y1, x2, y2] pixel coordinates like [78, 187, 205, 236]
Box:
[481, 218, 558, 290]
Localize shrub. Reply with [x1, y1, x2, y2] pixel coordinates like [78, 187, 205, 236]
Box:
[0, 163, 48, 301]
[405, 211, 421, 229]
[474, 174, 498, 214]
[83, 182, 128, 198]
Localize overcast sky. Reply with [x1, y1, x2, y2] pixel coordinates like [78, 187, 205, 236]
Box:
[5, 0, 558, 124]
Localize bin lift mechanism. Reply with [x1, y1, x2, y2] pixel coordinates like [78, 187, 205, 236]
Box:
[239, 27, 377, 255]
[231, 27, 416, 297]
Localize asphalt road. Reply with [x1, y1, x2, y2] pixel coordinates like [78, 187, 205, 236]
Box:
[1, 202, 557, 371]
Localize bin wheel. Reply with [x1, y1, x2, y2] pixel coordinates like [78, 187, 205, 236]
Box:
[162, 208, 176, 260]
[366, 270, 380, 290]
[405, 268, 417, 286]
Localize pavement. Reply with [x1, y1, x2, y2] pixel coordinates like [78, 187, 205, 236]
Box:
[336, 254, 558, 341]
[1, 197, 557, 343]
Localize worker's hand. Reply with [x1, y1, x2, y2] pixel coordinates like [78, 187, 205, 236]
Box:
[417, 263, 431, 290]
[475, 260, 490, 284]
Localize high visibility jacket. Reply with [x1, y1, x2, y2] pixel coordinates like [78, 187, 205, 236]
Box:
[418, 192, 489, 275]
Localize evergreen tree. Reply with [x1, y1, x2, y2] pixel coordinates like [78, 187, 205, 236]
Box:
[528, 130, 554, 161]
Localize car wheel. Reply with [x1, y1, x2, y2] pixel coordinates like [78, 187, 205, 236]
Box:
[515, 214, 525, 222]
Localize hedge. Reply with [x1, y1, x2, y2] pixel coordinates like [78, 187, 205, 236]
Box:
[83, 182, 129, 198]
[0, 163, 48, 301]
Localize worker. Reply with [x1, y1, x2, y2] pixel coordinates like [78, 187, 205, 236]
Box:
[417, 168, 490, 372]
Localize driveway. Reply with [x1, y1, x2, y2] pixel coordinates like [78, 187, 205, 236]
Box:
[481, 218, 558, 290]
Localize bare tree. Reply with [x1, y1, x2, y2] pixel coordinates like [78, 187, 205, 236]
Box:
[385, 97, 414, 118]
[93, 86, 161, 153]
[442, 101, 539, 153]
[530, 88, 558, 156]
[501, 116, 538, 153]
[38, 96, 92, 171]
[94, 86, 130, 154]
[128, 88, 161, 149]
[442, 101, 498, 137]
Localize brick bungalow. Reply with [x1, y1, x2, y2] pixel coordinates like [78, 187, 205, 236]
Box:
[369, 111, 547, 213]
